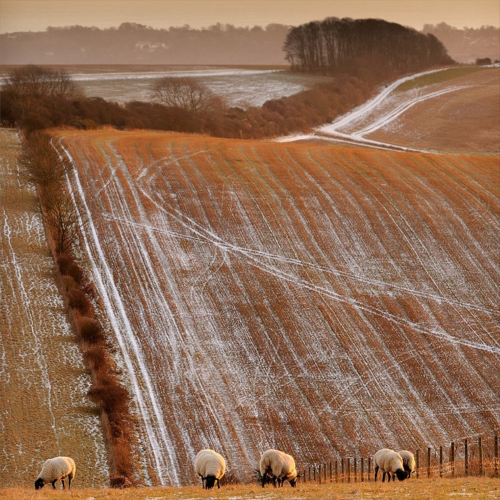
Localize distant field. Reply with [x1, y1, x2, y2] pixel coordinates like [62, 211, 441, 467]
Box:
[0, 65, 329, 106]
[54, 128, 500, 486]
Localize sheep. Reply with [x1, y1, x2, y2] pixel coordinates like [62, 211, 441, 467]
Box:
[373, 448, 407, 482]
[34, 456, 76, 490]
[398, 450, 416, 478]
[259, 449, 297, 488]
[194, 449, 226, 489]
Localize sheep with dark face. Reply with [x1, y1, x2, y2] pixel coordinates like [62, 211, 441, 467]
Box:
[398, 450, 416, 478]
[374, 448, 407, 482]
[194, 449, 226, 489]
[34, 456, 76, 490]
[259, 449, 297, 488]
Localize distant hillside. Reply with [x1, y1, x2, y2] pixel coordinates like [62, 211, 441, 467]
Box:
[0, 23, 289, 65]
[56, 128, 500, 486]
[423, 23, 500, 63]
[1, 20, 498, 66]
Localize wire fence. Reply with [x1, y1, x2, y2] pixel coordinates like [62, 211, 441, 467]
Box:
[300, 434, 499, 483]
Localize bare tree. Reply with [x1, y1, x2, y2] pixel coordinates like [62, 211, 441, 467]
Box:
[150, 76, 225, 115]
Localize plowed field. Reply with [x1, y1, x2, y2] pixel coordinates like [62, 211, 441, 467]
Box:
[54, 129, 500, 486]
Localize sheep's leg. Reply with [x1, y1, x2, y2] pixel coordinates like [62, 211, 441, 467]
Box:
[374, 465, 379, 481]
[217, 478, 220, 489]
[61, 478, 66, 490]
[51, 479, 57, 489]
[68, 474, 72, 489]
[382, 471, 386, 482]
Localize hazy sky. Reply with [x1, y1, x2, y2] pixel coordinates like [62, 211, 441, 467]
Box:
[1, 0, 499, 34]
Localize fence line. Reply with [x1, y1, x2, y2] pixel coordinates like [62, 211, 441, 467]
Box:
[299, 434, 499, 483]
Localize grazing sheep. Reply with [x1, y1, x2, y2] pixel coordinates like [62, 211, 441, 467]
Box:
[373, 448, 407, 482]
[194, 449, 226, 489]
[259, 449, 297, 488]
[34, 456, 76, 490]
[398, 450, 416, 478]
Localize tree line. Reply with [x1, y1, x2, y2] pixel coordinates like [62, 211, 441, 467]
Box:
[1, 64, 375, 138]
[283, 18, 454, 76]
[0, 22, 289, 65]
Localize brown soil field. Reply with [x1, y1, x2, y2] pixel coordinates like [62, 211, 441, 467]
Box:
[0, 129, 109, 487]
[368, 68, 500, 153]
[53, 128, 500, 486]
[2, 476, 500, 500]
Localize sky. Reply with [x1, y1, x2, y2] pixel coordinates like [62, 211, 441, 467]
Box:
[1, 0, 499, 34]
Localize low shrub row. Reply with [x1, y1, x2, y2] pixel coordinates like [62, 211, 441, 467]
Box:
[21, 132, 138, 487]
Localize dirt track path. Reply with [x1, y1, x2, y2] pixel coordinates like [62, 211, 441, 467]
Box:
[0, 129, 108, 487]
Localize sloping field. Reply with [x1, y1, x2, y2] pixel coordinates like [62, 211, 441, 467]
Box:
[0, 129, 108, 487]
[55, 129, 500, 486]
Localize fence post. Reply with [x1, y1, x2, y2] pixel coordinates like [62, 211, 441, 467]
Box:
[415, 450, 419, 479]
[324, 463, 327, 482]
[330, 460, 332, 482]
[308, 466, 311, 482]
[464, 439, 468, 476]
[479, 437, 483, 476]
[313, 465, 316, 482]
[347, 457, 351, 483]
[368, 457, 372, 481]
[354, 457, 357, 482]
[439, 446, 443, 477]
[361, 457, 364, 482]
[495, 435, 498, 477]
[335, 459, 338, 483]
[341, 458, 345, 482]
[427, 447, 431, 478]
[318, 464, 321, 484]
[450, 441, 455, 477]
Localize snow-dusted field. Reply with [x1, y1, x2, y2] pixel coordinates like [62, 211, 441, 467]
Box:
[279, 67, 500, 154]
[39, 66, 329, 107]
[56, 128, 500, 486]
[0, 129, 108, 487]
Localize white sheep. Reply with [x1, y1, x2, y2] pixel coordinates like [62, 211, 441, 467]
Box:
[398, 450, 416, 478]
[34, 456, 76, 490]
[259, 449, 297, 488]
[373, 448, 407, 482]
[194, 449, 226, 489]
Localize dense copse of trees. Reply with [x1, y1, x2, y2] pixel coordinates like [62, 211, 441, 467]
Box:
[423, 23, 500, 63]
[284, 18, 454, 77]
[0, 22, 289, 65]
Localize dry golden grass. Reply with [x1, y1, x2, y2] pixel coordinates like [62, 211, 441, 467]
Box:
[2, 477, 500, 500]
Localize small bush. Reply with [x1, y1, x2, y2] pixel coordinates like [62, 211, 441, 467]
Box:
[84, 345, 108, 372]
[109, 474, 133, 488]
[57, 254, 85, 284]
[76, 315, 105, 344]
[60, 274, 79, 293]
[67, 288, 93, 316]
[88, 374, 130, 415]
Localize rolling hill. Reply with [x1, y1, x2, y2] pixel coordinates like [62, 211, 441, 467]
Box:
[53, 127, 500, 486]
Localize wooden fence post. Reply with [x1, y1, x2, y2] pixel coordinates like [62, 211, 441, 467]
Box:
[318, 464, 321, 484]
[335, 459, 338, 483]
[308, 465, 311, 482]
[427, 447, 431, 478]
[368, 457, 372, 481]
[361, 457, 364, 482]
[439, 446, 443, 477]
[495, 435, 498, 477]
[313, 465, 316, 482]
[324, 463, 327, 482]
[450, 441, 455, 477]
[354, 457, 357, 482]
[415, 450, 419, 479]
[329, 460, 332, 482]
[341, 458, 345, 482]
[464, 439, 468, 476]
[347, 457, 351, 483]
[479, 437, 483, 476]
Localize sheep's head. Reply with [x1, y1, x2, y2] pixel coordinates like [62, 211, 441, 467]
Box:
[34, 478, 45, 490]
[204, 476, 216, 489]
[289, 476, 297, 487]
[395, 469, 407, 481]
